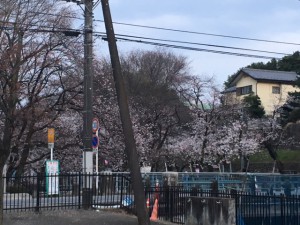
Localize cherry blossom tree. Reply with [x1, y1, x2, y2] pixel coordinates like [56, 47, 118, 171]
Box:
[167, 76, 266, 171]
[0, 0, 83, 177]
[92, 49, 192, 171]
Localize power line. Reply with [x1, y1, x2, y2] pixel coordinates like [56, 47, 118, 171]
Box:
[15, 11, 300, 46]
[1, 19, 287, 56]
[103, 33, 288, 56]
[0, 20, 287, 59]
[0, 18, 293, 59]
[0, 21, 82, 35]
[95, 20, 300, 46]
[98, 35, 281, 60]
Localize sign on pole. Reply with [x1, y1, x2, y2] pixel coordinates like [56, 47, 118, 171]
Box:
[48, 128, 55, 160]
[48, 128, 55, 149]
[46, 160, 59, 196]
[92, 134, 99, 150]
[92, 118, 99, 133]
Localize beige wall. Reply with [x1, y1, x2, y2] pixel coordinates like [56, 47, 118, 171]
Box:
[257, 83, 299, 115]
[236, 75, 300, 115]
[236, 74, 257, 94]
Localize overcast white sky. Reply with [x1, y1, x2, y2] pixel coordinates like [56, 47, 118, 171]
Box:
[86, 0, 300, 87]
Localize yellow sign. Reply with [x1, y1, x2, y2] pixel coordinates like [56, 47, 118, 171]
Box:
[48, 128, 55, 143]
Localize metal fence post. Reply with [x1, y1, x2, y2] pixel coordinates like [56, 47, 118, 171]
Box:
[35, 175, 40, 212]
[165, 185, 170, 220]
[170, 187, 174, 223]
[78, 173, 81, 209]
[120, 175, 124, 207]
[280, 194, 286, 225]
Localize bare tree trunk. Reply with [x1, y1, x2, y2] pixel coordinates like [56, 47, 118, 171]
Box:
[264, 142, 284, 173]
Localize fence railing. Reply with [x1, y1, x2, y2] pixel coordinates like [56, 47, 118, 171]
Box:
[3, 172, 300, 225]
[144, 187, 300, 225]
[3, 173, 133, 212]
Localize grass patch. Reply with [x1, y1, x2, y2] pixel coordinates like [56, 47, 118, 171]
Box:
[249, 149, 300, 163]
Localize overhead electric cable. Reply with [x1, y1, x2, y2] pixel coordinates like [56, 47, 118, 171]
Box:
[0, 20, 287, 58]
[1, 20, 287, 56]
[107, 33, 288, 56]
[99, 35, 281, 60]
[96, 20, 300, 46]
[13, 11, 300, 46]
[0, 19, 293, 59]
[0, 21, 82, 35]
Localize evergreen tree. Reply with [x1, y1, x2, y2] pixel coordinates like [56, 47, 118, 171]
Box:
[247, 58, 278, 70]
[279, 92, 300, 125]
[242, 94, 265, 118]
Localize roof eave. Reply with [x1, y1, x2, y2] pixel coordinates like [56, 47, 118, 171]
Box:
[256, 79, 296, 84]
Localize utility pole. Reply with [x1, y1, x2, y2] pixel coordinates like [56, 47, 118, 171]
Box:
[62, 0, 97, 209]
[100, 1, 150, 225]
[82, 0, 93, 171]
[81, 0, 94, 209]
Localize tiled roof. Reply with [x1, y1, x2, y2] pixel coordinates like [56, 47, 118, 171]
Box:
[242, 68, 298, 82]
[222, 86, 236, 93]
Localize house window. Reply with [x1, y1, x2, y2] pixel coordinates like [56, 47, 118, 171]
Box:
[236, 85, 252, 96]
[272, 86, 280, 94]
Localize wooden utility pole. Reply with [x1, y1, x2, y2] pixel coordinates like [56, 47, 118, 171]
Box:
[100, 1, 150, 224]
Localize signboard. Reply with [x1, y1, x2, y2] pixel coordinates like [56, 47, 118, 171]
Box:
[45, 160, 60, 195]
[48, 128, 55, 143]
[92, 118, 99, 133]
[92, 135, 99, 152]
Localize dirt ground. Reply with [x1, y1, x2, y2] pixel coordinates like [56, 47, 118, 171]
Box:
[3, 209, 176, 225]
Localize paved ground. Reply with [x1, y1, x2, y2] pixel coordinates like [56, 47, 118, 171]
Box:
[3, 210, 176, 225]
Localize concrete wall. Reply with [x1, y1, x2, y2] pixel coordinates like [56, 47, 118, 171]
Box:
[185, 197, 236, 225]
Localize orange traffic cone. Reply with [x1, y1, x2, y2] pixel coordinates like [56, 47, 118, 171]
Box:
[150, 198, 158, 221]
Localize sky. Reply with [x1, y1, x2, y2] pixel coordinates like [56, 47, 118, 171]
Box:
[77, 0, 300, 87]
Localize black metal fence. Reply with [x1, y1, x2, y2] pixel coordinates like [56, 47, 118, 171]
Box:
[3, 173, 133, 212]
[3, 173, 300, 225]
[144, 187, 300, 225]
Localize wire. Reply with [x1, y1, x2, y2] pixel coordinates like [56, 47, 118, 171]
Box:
[98, 35, 281, 60]
[13, 11, 300, 46]
[0, 18, 291, 59]
[0, 19, 286, 59]
[0, 22, 82, 35]
[1, 19, 287, 56]
[101, 33, 288, 56]
[95, 20, 300, 46]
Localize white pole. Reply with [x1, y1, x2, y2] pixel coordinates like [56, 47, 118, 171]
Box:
[96, 148, 98, 190]
[3, 164, 7, 193]
[95, 129, 99, 190]
[51, 148, 53, 161]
